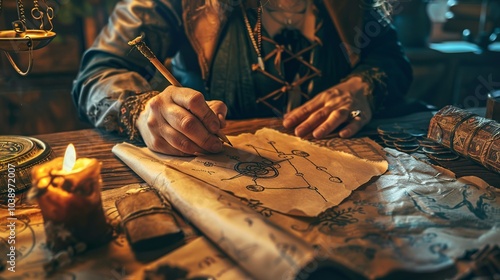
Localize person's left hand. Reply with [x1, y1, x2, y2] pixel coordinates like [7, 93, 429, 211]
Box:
[283, 76, 373, 139]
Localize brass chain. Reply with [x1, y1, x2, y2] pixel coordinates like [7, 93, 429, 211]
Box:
[33, 0, 39, 12]
[31, 0, 44, 29]
[17, 0, 26, 24]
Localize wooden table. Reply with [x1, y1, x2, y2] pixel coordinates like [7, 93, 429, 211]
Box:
[4, 114, 497, 279]
[33, 118, 287, 190]
[34, 116, 500, 189]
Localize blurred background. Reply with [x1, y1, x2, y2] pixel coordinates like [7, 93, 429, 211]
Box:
[0, 0, 499, 135]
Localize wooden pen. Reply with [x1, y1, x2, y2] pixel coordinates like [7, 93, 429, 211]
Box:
[128, 34, 232, 147]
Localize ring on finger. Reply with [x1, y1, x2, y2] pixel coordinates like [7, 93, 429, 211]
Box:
[350, 110, 361, 119]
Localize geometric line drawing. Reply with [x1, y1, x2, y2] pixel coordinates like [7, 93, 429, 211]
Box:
[198, 140, 343, 202]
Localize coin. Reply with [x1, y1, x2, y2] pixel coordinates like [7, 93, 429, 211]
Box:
[386, 132, 414, 140]
[418, 138, 442, 148]
[377, 124, 404, 135]
[405, 128, 427, 137]
[427, 153, 460, 161]
[383, 140, 396, 148]
[379, 134, 395, 142]
[422, 146, 453, 155]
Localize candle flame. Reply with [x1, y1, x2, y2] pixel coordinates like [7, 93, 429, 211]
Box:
[63, 143, 76, 172]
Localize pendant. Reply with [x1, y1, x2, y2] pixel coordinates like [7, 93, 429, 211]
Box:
[258, 56, 265, 70]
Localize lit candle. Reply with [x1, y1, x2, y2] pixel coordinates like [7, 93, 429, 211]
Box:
[29, 144, 111, 254]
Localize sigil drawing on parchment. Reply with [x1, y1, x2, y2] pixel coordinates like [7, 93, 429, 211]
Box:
[118, 128, 388, 216]
[198, 142, 343, 202]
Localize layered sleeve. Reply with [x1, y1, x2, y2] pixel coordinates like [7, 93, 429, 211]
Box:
[346, 7, 413, 116]
[71, 0, 183, 138]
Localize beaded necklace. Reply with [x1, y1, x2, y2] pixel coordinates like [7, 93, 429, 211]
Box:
[241, 2, 265, 70]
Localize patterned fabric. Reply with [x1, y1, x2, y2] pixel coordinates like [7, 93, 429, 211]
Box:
[118, 91, 160, 142]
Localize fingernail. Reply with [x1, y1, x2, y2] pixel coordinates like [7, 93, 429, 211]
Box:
[313, 129, 324, 139]
[283, 119, 291, 128]
[217, 113, 225, 122]
[295, 128, 305, 137]
[339, 130, 349, 138]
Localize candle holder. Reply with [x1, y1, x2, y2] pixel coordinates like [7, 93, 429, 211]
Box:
[29, 147, 112, 257]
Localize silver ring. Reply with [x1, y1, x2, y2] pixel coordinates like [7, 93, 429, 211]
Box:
[350, 110, 361, 119]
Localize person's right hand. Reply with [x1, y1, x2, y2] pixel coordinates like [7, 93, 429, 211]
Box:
[136, 86, 228, 156]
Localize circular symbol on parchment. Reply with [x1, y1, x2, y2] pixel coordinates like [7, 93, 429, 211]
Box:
[246, 185, 265, 192]
[234, 162, 278, 179]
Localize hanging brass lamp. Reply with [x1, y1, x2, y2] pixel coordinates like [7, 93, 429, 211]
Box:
[0, 0, 56, 75]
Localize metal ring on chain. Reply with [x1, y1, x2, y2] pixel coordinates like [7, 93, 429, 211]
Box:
[46, 6, 54, 31]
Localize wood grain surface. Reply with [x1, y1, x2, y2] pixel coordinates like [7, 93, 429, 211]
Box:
[34, 116, 500, 189]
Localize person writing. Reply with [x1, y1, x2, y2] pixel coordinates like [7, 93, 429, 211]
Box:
[72, 0, 412, 156]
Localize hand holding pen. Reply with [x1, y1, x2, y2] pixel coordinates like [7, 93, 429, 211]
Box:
[129, 34, 232, 156]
